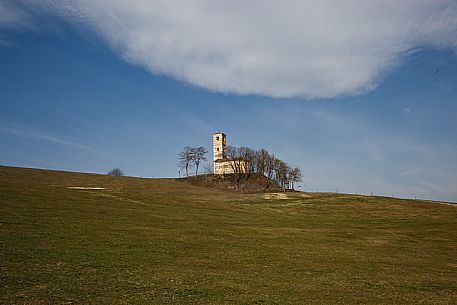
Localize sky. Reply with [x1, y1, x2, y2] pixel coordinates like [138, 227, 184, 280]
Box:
[1, 1, 457, 202]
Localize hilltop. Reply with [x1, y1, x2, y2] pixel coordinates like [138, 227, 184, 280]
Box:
[1, 166, 456, 304]
[181, 172, 283, 193]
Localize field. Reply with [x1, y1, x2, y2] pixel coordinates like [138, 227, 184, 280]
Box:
[1, 166, 456, 304]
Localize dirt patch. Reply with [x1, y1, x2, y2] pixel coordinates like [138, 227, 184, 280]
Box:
[263, 193, 290, 200]
[66, 186, 106, 190]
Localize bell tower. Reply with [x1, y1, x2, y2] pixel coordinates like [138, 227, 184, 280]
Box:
[213, 132, 226, 162]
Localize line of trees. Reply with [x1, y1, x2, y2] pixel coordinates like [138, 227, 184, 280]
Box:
[178, 146, 208, 176]
[226, 146, 302, 189]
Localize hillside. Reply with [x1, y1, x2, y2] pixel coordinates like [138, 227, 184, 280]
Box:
[1, 166, 456, 304]
[181, 172, 282, 193]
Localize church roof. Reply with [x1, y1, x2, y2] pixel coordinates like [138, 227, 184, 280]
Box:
[214, 157, 247, 163]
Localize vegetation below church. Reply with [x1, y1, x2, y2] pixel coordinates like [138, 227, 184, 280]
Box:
[182, 173, 283, 193]
[1, 166, 457, 304]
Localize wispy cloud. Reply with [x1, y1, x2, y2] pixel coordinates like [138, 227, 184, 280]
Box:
[0, 1, 31, 45]
[0, 2, 27, 28]
[0, 125, 104, 155]
[403, 107, 412, 113]
[398, 167, 427, 177]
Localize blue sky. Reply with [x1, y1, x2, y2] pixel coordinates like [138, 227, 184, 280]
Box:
[1, 1, 457, 201]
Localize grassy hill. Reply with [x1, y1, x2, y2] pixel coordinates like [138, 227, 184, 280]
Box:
[1, 166, 456, 304]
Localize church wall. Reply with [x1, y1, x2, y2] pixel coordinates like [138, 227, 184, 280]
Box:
[214, 160, 248, 175]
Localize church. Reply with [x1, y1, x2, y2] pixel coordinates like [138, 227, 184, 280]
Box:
[213, 132, 248, 175]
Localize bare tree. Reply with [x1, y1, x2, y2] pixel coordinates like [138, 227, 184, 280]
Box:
[238, 146, 256, 174]
[193, 146, 208, 175]
[273, 159, 290, 188]
[203, 163, 213, 174]
[255, 148, 269, 175]
[178, 146, 195, 177]
[108, 168, 124, 176]
[226, 145, 241, 174]
[289, 167, 303, 189]
[265, 153, 276, 180]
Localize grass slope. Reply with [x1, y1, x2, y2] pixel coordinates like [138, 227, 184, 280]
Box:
[1, 166, 456, 304]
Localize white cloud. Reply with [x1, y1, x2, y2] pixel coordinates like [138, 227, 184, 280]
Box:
[10, 1, 457, 97]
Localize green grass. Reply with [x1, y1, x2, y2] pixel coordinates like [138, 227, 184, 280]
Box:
[1, 166, 456, 304]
